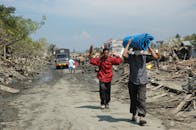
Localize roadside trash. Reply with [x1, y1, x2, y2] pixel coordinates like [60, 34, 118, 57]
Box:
[146, 64, 153, 70]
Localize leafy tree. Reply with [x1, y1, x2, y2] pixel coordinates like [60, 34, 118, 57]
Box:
[184, 33, 196, 41]
[47, 44, 56, 55]
[175, 33, 181, 39]
[0, 4, 46, 58]
[11, 37, 49, 58]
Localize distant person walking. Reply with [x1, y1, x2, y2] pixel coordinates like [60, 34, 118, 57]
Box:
[88, 45, 122, 109]
[78, 55, 85, 65]
[122, 40, 159, 126]
[154, 49, 160, 69]
[68, 58, 75, 73]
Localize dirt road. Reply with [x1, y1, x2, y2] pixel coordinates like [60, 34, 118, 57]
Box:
[3, 69, 166, 130]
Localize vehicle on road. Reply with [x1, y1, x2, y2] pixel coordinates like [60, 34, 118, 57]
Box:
[54, 48, 70, 69]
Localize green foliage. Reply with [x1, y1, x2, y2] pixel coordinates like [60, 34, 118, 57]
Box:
[175, 34, 181, 39]
[0, 5, 39, 46]
[47, 44, 56, 55]
[0, 5, 16, 27]
[11, 37, 49, 58]
[0, 4, 50, 59]
[184, 34, 196, 41]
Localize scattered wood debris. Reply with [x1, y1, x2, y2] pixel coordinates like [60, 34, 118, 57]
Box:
[113, 56, 196, 130]
[0, 85, 19, 94]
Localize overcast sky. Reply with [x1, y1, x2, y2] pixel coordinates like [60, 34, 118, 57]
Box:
[1, 0, 196, 51]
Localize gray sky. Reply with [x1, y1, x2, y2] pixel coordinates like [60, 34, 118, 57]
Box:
[1, 0, 196, 51]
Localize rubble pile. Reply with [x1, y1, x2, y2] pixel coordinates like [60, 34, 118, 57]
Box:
[113, 56, 196, 130]
[0, 56, 50, 93]
[111, 38, 196, 129]
[182, 77, 196, 93]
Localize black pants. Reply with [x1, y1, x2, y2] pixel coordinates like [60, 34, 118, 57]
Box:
[99, 81, 111, 105]
[128, 82, 147, 117]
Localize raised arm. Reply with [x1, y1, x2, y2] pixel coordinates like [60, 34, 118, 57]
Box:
[110, 53, 122, 65]
[122, 39, 132, 58]
[88, 45, 94, 59]
[90, 57, 100, 66]
[148, 47, 159, 59]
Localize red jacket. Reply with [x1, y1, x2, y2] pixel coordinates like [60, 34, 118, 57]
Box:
[90, 56, 122, 83]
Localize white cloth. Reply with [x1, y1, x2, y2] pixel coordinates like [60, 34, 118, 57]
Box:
[68, 59, 75, 67]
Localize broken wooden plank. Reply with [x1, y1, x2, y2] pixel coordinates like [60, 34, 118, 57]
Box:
[160, 96, 181, 103]
[150, 80, 184, 94]
[163, 85, 184, 94]
[0, 85, 20, 93]
[152, 85, 163, 91]
[172, 94, 192, 114]
[151, 93, 168, 100]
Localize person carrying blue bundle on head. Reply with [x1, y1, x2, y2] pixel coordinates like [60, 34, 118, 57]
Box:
[122, 37, 159, 126]
[122, 33, 154, 51]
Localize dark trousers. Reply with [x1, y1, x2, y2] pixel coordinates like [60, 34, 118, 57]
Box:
[128, 82, 147, 117]
[99, 81, 111, 105]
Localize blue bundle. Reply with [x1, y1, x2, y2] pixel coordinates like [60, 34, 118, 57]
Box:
[122, 33, 154, 50]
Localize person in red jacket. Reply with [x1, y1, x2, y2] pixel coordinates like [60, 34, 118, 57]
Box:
[89, 47, 122, 109]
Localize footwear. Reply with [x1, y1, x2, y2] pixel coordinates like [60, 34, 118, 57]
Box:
[105, 104, 109, 109]
[131, 115, 137, 122]
[139, 118, 147, 126]
[100, 105, 105, 109]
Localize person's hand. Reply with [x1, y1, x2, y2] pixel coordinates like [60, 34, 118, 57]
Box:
[112, 52, 119, 57]
[88, 45, 94, 59]
[123, 39, 132, 58]
[89, 45, 93, 55]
